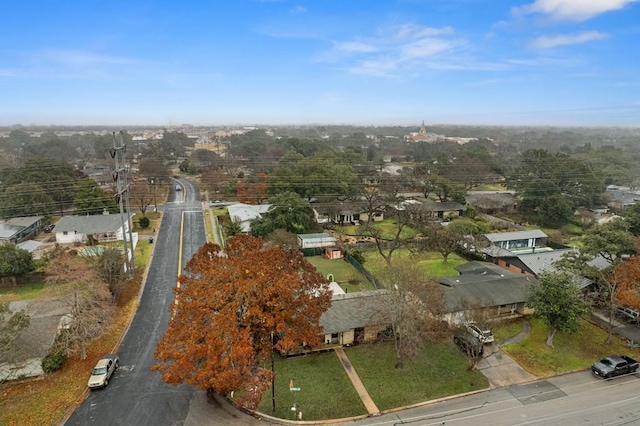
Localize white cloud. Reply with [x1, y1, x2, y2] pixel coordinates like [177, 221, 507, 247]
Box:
[513, 0, 639, 21]
[43, 50, 135, 66]
[530, 30, 608, 48]
[334, 41, 379, 53]
[321, 23, 464, 77]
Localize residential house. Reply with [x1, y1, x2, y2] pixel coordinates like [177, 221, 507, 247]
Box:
[226, 203, 271, 233]
[319, 289, 391, 346]
[484, 229, 548, 254]
[487, 248, 609, 291]
[314, 201, 384, 225]
[439, 261, 537, 324]
[0, 216, 44, 244]
[465, 192, 518, 215]
[54, 214, 131, 244]
[605, 186, 640, 212]
[416, 200, 467, 220]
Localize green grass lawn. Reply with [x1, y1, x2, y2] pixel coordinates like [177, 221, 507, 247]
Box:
[256, 342, 488, 420]
[305, 256, 375, 291]
[0, 282, 52, 302]
[492, 319, 525, 343]
[257, 352, 368, 421]
[362, 249, 466, 281]
[334, 219, 416, 240]
[345, 342, 488, 411]
[502, 317, 640, 377]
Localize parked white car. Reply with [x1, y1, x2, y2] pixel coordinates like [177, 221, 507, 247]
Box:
[88, 354, 119, 389]
[466, 322, 494, 344]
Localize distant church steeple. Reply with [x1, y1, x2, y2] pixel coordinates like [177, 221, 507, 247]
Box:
[419, 120, 426, 135]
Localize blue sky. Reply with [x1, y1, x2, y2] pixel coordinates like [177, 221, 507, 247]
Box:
[1, 0, 639, 126]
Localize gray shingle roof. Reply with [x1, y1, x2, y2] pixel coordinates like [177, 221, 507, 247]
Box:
[54, 214, 128, 234]
[441, 261, 537, 312]
[320, 290, 391, 334]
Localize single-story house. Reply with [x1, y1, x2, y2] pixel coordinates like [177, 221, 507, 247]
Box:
[489, 248, 609, 290]
[0, 298, 71, 381]
[319, 289, 391, 346]
[0, 216, 43, 244]
[54, 214, 131, 244]
[421, 200, 467, 219]
[605, 186, 640, 212]
[226, 203, 271, 233]
[484, 229, 548, 253]
[297, 233, 337, 249]
[440, 261, 537, 324]
[465, 192, 518, 215]
[313, 201, 384, 225]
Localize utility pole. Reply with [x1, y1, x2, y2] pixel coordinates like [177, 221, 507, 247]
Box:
[110, 132, 135, 275]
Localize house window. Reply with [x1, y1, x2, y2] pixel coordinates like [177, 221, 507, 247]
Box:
[63, 231, 68, 236]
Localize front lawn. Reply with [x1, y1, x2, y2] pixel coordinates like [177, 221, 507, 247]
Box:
[502, 317, 640, 377]
[346, 342, 488, 411]
[257, 341, 488, 420]
[256, 352, 367, 421]
[305, 256, 375, 291]
[362, 249, 466, 280]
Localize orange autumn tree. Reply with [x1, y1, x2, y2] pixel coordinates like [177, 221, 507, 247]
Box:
[236, 173, 268, 204]
[153, 235, 332, 410]
[614, 256, 640, 310]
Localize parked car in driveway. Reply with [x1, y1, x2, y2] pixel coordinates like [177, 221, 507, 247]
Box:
[466, 321, 494, 344]
[591, 355, 639, 379]
[88, 354, 119, 389]
[453, 329, 484, 358]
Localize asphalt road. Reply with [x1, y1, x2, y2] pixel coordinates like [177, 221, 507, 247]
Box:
[351, 370, 640, 426]
[64, 178, 207, 426]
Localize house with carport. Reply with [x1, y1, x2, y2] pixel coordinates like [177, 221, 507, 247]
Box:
[439, 261, 537, 324]
[54, 214, 132, 245]
[0, 216, 43, 244]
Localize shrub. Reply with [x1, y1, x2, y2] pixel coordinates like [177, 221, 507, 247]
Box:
[348, 249, 365, 265]
[42, 348, 66, 373]
[42, 332, 68, 373]
[138, 216, 150, 229]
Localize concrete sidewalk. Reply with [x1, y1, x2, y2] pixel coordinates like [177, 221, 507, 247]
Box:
[334, 347, 380, 415]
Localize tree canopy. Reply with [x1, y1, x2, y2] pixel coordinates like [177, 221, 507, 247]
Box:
[0, 243, 35, 279]
[153, 235, 332, 409]
[250, 191, 314, 237]
[527, 271, 591, 347]
[506, 149, 604, 226]
[267, 151, 360, 199]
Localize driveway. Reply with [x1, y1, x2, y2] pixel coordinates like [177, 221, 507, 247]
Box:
[477, 344, 537, 388]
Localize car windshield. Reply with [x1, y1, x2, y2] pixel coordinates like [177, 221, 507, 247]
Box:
[92, 366, 107, 375]
[600, 359, 613, 366]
